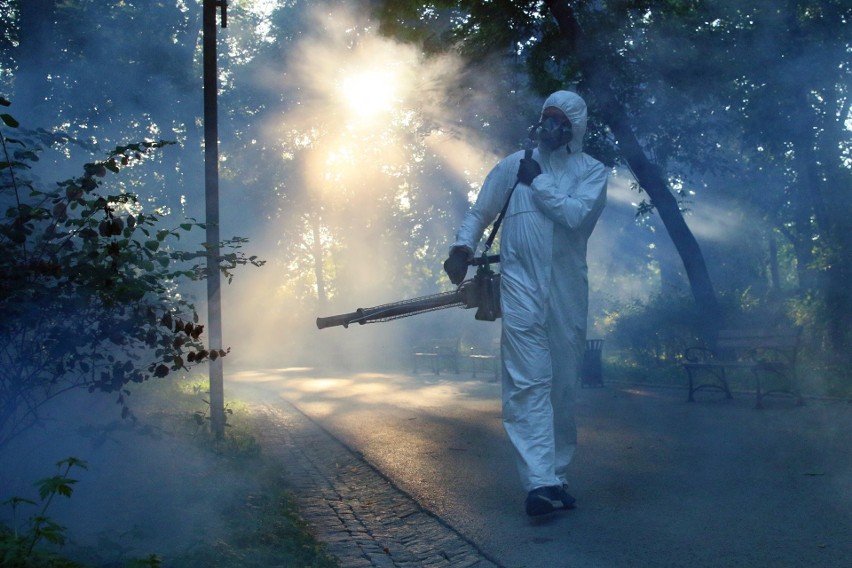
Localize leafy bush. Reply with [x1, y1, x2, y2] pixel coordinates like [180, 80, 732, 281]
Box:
[0, 100, 262, 448]
[1, 386, 336, 567]
[0, 457, 91, 567]
[598, 287, 851, 396]
[600, 293, 703, 369]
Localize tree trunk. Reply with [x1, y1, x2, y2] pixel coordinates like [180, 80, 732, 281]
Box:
[767, 233, 780, 295]
[311, 212, 327, 308]
[819, 119, 852, 356]
[790, 86, 851, 354]
[544, 0, 721, 334]
[783, 0, 852, 355]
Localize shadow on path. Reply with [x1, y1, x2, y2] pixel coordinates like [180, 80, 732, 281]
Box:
[232, 369, 852, 568]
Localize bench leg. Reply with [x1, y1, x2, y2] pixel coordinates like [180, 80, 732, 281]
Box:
[753, 370, 763, 409]
[753, 369, 806, 409]
[687, 369, 696, 402]
[685, 367, 733, 402]
[414, 355, 439, 375]
[720, 368, 733, 399]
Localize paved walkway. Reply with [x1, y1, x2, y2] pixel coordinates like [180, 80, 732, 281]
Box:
[238, 371, 852, 568]
[252, 402, 501, 568]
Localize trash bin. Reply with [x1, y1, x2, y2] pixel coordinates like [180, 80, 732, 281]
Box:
[581, 339, 604, 387]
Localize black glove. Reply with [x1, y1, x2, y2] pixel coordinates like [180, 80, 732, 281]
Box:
[517, 158, 542, 185]
[443, 247, 469, 285]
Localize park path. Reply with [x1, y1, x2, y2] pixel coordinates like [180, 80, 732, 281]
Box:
[249, 400, 500, 567]
[231, 369, 852, 568]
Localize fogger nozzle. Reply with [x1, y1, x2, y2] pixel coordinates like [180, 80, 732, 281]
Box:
[316, 255, 503, 330]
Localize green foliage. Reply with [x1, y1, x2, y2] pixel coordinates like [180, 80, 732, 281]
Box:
[4, 378, 332, 567]
[0, 107, 262, 449]
[0, 457, 169, 567]
[166, 465, 339, 568]
[140, 382, 327, 563]
[0, 458, 89, 566]
[186, 384, 262, 459]
[600, 288, 851, 396]
[0, 381, 331, 567]
[127, 375, 263, 460]
[600, 293, 703, 370]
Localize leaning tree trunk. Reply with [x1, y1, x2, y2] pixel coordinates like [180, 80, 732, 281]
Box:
[545, 0, 721, 336]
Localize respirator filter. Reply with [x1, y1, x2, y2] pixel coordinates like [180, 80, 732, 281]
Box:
[536, 116, 573, 151]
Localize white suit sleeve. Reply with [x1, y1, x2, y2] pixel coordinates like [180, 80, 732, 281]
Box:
[452, 155, 518, 254]
[529, 159, 608, 229]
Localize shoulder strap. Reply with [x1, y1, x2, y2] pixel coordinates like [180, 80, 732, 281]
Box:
[482, 148, 531, 252]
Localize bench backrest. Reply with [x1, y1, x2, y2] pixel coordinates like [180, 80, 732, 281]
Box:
[715, 327, 802, 367]
[716, 327, 801, 350]
[415, 338, 460, 355]
[435, 339, 460, 356]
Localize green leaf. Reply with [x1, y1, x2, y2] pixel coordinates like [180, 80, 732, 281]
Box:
[144, 240, 160, 251]
[57, 457, 88, 471]
[0, 113, 19, 128]
[14, 150, 39, 161]
[34, 517, 67, 545]
[36, 475, 78, 500]
[1, 496, 36, 507]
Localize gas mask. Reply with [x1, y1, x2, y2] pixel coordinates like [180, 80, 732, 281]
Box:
[534, 116, 573, 151]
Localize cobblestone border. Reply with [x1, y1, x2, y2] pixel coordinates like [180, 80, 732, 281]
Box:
[253, 402, 502, 568]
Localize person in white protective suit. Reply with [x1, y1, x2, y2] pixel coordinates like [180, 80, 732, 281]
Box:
[443, 90, 608, 516]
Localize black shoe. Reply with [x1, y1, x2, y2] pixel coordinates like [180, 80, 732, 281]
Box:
[560, 485, 577, 509]
[525, 485, 576, 516]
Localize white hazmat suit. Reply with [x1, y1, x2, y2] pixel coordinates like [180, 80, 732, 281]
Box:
[451, 91, 607, 494]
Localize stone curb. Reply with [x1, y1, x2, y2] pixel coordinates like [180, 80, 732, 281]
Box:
[252, 402, 502, 568]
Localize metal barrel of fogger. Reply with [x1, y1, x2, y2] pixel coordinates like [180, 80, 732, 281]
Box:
[315, 255, 500, 330]
[316, 288, 465, 329]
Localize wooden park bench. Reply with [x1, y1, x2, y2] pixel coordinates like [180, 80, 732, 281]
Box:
[412, 338, 460, 375]
[467, 352, 499, 381]
[466, 338, 500, 381]
[681, 327, 804, 409]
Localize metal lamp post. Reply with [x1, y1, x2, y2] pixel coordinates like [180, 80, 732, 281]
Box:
[203, 0, 227, 439]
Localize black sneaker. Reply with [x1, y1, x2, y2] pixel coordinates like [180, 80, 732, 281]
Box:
[560, 485, 577, 509]
[525, 485, 576, 516]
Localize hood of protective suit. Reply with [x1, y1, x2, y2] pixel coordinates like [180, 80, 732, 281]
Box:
[541, 90, 588, 154]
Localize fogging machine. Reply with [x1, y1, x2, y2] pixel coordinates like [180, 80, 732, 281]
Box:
[316, 255, 502, 329]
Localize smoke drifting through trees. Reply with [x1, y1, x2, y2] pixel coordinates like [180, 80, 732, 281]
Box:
[5, 0, 844, 375]
[2, 2, 848, 564]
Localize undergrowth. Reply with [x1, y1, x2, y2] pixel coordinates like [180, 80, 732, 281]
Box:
[166, 463, 339, 568]
[0, 376, 340, 567]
